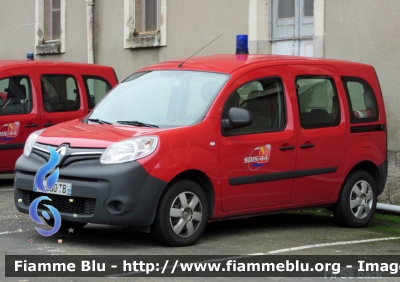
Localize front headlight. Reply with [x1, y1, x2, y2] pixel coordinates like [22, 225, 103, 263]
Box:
[24, 129, 45, 157]
[100, 136, 158, 164]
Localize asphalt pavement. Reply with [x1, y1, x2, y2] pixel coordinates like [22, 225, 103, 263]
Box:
[1, 176, 400, 281]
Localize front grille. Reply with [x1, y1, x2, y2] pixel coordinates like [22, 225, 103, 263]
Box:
[22, 191, 96, 215]
[32, 143, 104, 168]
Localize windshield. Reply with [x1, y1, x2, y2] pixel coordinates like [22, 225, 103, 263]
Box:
[88, 70, 229, 128]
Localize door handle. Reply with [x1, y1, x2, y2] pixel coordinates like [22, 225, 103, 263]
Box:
[300, 143, 315, 149]
[279, 145, 295, 151]
[43, 122, 55, 127]
[25, 123, 38, 128]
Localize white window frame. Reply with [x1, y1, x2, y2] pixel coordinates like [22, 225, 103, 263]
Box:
[35, 0, 66, 54]
[124, 0, 167, 49]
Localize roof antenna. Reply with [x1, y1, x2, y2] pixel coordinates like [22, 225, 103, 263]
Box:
[178, 34, 222, 68]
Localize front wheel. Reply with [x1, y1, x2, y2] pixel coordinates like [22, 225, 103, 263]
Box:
[333, 170, 377, 227]
[152, 180, 209, 247]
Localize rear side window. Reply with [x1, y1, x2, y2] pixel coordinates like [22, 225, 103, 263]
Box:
[41, 75, 80, 112]
[296, 76, 340, 129]
[0, 76, 32, 115]
[83, 76, 112, 109]
[342, 77, 379, 123]
[222, 77, 286, 136]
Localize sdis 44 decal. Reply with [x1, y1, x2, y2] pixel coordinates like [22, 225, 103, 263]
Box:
[0, 122, 20, 144]
[244, 144, 271, 171]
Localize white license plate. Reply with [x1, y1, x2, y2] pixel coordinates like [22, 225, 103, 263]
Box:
[33, 182, 72, 196]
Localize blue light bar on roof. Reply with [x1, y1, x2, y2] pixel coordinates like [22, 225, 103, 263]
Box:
[27, 52, 34, 60]
[236, 34, 249, 54]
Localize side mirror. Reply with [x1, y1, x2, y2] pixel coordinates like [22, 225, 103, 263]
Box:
[222, 107, 252, 130]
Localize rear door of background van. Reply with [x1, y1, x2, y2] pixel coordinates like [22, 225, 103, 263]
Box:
[79, 66, 118, 113]
[34, 67, 87, 128]
[0, 67, 40, 172]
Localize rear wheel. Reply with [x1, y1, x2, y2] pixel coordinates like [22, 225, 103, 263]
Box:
[152, 179, 208, 247]
[333, 170, 377, 227]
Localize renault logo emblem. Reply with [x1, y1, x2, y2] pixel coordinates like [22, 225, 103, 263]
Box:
[56, 145, 67, 156]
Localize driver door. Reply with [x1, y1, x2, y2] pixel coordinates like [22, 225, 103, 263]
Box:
[219, 66, 297, 211]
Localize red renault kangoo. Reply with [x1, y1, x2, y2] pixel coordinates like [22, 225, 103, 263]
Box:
[14, 54, 387, 246]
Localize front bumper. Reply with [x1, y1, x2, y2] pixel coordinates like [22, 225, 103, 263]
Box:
[14, 150, 167, 227]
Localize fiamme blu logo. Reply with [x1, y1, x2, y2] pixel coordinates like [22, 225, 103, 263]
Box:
[29, 147, 62, 236]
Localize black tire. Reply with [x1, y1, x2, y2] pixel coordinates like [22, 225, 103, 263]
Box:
[333, 170, 377, 227]
[152, 179, 209, 247]
[44, 218, 87, 232]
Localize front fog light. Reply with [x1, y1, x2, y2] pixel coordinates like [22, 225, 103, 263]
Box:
[100, 136, 158, 164]
[24, 129, 45, 157]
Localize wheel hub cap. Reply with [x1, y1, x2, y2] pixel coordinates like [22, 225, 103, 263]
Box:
[183, 208, 193, 222]
[350, 180, 373, 219]
[360, 194, 366, 205]
[169, 191, 203, 238]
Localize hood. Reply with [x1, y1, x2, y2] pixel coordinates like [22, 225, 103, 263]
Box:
[36, 119, 162, 148]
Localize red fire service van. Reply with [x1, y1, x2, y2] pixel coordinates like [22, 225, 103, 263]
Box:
[0, 54, 118, 173]
[14, 43, 387, 247]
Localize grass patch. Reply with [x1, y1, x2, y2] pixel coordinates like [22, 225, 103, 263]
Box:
[370, 212, 400, 236]
[293, 209, 400, 224]
[294, 209, 400, 236]
[369, 224, 400, 236]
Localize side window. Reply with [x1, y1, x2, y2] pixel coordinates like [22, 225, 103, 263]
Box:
[342, 77, 379, 123]
[0, 76, 32, 115]
[44, 0, 61, 41]
[135, 0, 159, 33]
[296, 76, 340, 129]
[41, 75, 80, 112]
[83, 77, 112, 108]
[124, 0, 167, 49]
[271, 0, 314, 56]
[222, 77, 286, 135]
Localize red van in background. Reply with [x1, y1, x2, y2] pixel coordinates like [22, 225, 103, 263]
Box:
[0, 58, 118, 173]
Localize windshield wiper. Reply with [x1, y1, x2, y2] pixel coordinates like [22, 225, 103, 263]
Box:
[88, 118, 112, 125]
[117, 121, 159, 128]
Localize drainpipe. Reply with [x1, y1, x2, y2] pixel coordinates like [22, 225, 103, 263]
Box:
[377, 203, 400, 215]
[86, 0, 95, 64]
